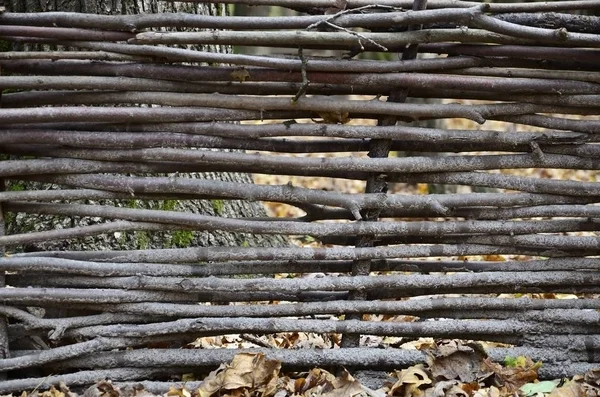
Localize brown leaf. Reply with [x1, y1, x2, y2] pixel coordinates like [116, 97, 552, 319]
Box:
[231, 68, 250, 83]
[426, 341, 489, 383]
[322, 370, 365, 397]
[41, 386, 65, 397]
[432, 382, 468, 397]
[389, 364, 432, 396]
[548, 382, 586, 397]
[584, 368, 600, 386]
[460, 382, 480, 395]
[316, 112, 351, 124]
[482, 357, 539, 393]
[96, 381, 121, 397]
[166, 386, 191, 397]
[300, 368, 337, 395]
[197, 353, 281, 397]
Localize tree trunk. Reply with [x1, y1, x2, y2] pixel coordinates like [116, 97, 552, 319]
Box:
[6, 0, 287, 251]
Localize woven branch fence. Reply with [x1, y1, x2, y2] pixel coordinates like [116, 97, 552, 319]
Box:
[0, 0, 600, 392]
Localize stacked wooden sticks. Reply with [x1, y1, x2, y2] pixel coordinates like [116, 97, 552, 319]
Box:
[0, 0, 599, 392]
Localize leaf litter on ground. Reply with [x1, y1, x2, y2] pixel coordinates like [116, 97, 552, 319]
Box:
[17, 342, 600, 397]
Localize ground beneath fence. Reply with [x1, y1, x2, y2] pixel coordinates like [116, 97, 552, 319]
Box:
[23, 344, 600, 397]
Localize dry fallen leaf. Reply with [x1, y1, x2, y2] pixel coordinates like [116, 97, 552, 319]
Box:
[473, 386, 500, 397]
[482, 357, 540, 393]
[316, 111, 351, 124]
[426, 341, 489, 383]
[166, 386, 191, 397]
[197, 353, 281, 397]
[41, 386, 65, 397]
[548, 382, 586, 397]
[426, 381, 468, 397]
[584, 368, 600, 386]
[389, 364, 432, 396]
[297, 368, 337, 395]
[231, 68, 250, 83]
[323, 370, 365, 397]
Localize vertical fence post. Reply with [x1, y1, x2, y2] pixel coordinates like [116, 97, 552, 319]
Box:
[0, 182, 10, 376]
[0, 64, 9, 377]
[341, 0, 429, 349]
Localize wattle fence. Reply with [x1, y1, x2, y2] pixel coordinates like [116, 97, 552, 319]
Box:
[0, 0, 600, 392]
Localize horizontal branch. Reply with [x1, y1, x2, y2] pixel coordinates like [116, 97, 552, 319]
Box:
[3, 120, 584, 142]
[0, 25, 132, 41]
[0, 288, 194, 304]
[389, 171, 600, 197]
[423, 43, 600, 65]
[14, 271, 600, 296]
[4, 201, 598, 241]
[5, 146, 600, 184]
[44, 347, 600, 376]
[4, 87, 600, 109]
[6, 36, 600, 69]
[6, 142, 600, 175]
[0, 126, 592, 153]
[0, 106, 312, 124]
[3, 256, 599, 278]
[496, 12, 600, 35]
[63, 316, 600, 341]
[0, 337, 135, 371]
[0, 8, 479, 31]
[0, 188, 179, 202]
[0, 348, 596, 393]
[1, 53, 596, 78]
[163, 0, 600, 14]
[3, 8, 597, 34]
[0, 220, 185, 247]
[0, 368, 172, 394]
[462, 234, 600, 252]
[0, 57, 495, 82]
[448, 67, 600, 85]
[0, 50, 153, 62]
[131, 25, 600, 49]
[6, 175, 600, 219]
[10, 243, 544, 263]
[72, 297, 600, 319]
[0, 306, 157, 339]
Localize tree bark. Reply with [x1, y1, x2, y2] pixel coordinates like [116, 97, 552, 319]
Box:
[5, 0, 286, 252]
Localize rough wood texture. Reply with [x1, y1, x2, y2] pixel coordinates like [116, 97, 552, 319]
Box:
[1, 0, 600, 390]
[5, 0, 286, 251]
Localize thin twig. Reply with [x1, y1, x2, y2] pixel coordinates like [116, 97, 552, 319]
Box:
[292, 48, 310, 103]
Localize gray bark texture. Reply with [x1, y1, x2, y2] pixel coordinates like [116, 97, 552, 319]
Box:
[6, 0, 287, 252]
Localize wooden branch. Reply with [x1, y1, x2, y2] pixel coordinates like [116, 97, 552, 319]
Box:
[0, 106, 313, 125]
[2, 256, 599, 278]
[0, 368, 173, 394]
[72, 296, 600, 319]
[151, 0, 600, 14]
[0, 8, 596, 33]
[4, 201, 596, 245]
[0, 25, 132, 41]
[9, 243, 542, 264]
[0, 337, 135, 371]
[0, 287, 195, 304]
[61, 315, 600, 341]
[0, 127, 592, 154]
[130, 29, 539, 49]
[0, 348, 597, 393]
[4, 146, 600, 181]
[13, 271, 600, 297]
[389, 171, 600, 197]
